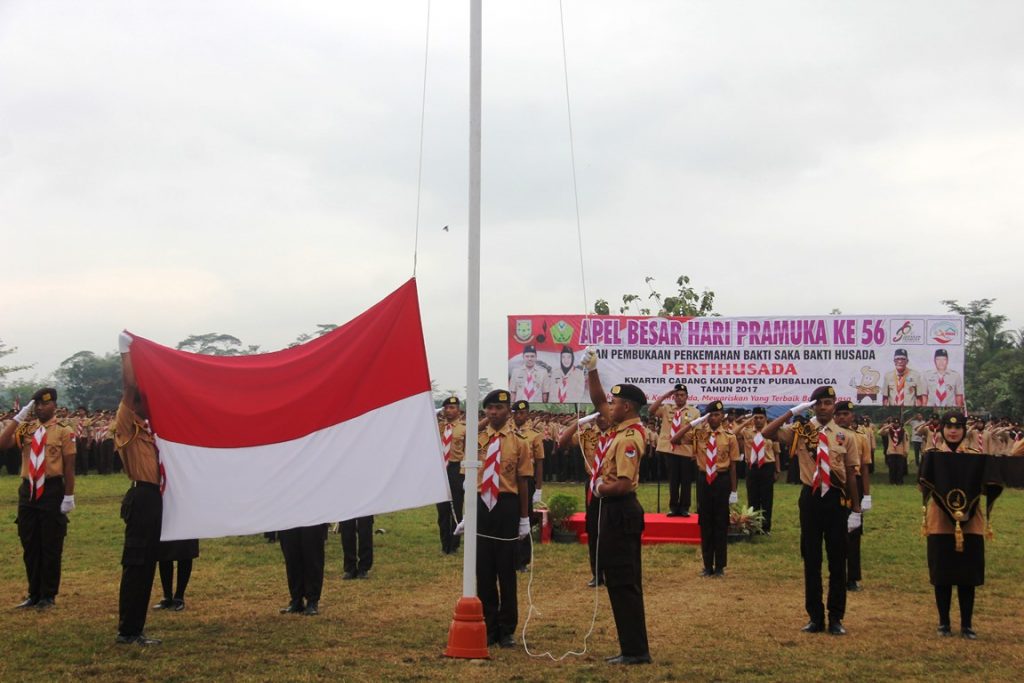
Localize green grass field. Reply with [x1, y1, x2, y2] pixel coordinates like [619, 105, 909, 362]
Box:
[1, 469, 1022, 682]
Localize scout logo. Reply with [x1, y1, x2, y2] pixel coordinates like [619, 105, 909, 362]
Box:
[930, 321, 960, 344]
[514, 319, 534, 344]
[550, 320, 574, 345]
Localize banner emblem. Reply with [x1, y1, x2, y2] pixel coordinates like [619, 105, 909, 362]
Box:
[514, 319, 534, 344]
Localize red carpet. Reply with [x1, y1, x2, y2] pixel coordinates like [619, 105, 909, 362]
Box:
[564, 512, 701, 545]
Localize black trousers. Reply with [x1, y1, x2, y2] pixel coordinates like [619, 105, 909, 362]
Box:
[698, 474, 730, 572]
[17, 477, 68, 601]
[585, 482, 599, 578]
[847, 475, 864, 583]
[799, 486, 848, 623]
[886, 454, 907, 485]
[661, 453, 694, 513]
[746, 463, 776, 532]
[436, 461, 464, 554]
[598, 493, 649, 657]
[340, 516, 374, 574]
[279, 524, 327, 603]
[477, 493, 518, 640]
[118, 482, 162, 637]
[516, 478, 536, 569]
[75, 438, 89, 474]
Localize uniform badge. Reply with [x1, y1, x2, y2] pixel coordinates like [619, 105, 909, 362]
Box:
[625, 446, 638, 459]
[837, 432, 846, 445]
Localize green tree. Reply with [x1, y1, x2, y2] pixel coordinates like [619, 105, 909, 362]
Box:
[0, 339, 33, 384]
[54, 351, 122, 410]
[595, 275, 716, 317]
[942, 299, 1024, 415]
[288, 324, 339, 348]
[176, 333, 260, 356]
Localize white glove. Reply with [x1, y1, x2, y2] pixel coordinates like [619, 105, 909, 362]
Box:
[453, 520, 465, 536]
[118, 331, 133, 354]
[689, 414, 709, 428]
[728, 491, 738, 505]
[60, 495, 75, 514]
[532, 489, 542, 505]
[518, 517, 531, 539]
[580, 346, 598, 371]
[847, 512, 862, 532]
[789, 400, 816, 416]
[13, 400, 35, 424]
[861, 495, 872, 512]
[578, 411, 600, 426]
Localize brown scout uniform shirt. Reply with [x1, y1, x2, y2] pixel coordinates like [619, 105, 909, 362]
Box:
[598, 417, 645, 492]
[518, 426, 545, 466]
[779, 418, 857, 488]
[691, 424, 740, 472]
[113, 400, 160, 485]
[477, 421, 533, 494]
[654, 404, 700, 456]
[736, 425, 779, 466]
[17, 418, 76, 478]
[923, 440, 984, 535]
[439, 419, 467, 463]
[577, 424, 601, 474]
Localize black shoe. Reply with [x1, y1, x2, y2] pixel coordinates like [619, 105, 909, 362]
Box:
[607, 654, 652, 665]
[937, 624, 953, 637]
[699, 568, 713, 577]
[116, 633, 162, 646]
[961, 627, 977, 640]
[303, 601, 319, 616]
[666, 510, 681, 517]
[680, 511, 691, 518]
[172, 599, 185, 612]
[801, 621, 825, 633]
[356, 571, 369, 579]
[153, 598, 174, 610]
[279, 600, 304, 614]
[587, 577, 598, 588]
[498, 634, 515, 649]
[342, 571, 357, 580]
[15, 597, 38, 609]
[35, 598, 55, 610]
[847, 581, 862, 592]
[486, 635, 499, 647]
[712, 569, 725, 579]
[828, 621, 847, 636]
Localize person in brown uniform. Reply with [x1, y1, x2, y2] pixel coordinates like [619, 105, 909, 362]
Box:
[919, 413, 983, 638]
[0, 388, 77, 610]
[512, 400, 544, 571]
[736, 407, 781, 534]
[581, 347, 651, 665]
[671, 401, 739, 577]
[648, 384, 699, 517]
[111, 332, 163, 644]
[880, 418, 909, 485]
[558, 411, 612, 587]
[834, 401, 870, 592]
[763, 386, 862, 636]
[436, 396, 466, 555]
[475, 389, 532, 648]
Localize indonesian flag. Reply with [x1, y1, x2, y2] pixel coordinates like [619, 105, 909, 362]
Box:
[126, 279, 449, 541]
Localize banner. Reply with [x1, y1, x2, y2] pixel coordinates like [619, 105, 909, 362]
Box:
[130, 279, 449, 541]
[507, 314, 965, 407]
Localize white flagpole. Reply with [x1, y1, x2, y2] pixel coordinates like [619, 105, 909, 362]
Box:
[462, 0, 482, 600]
[445, 0, 487, 659]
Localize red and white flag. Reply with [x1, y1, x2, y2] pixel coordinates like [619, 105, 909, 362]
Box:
[126, 279, 449, 541]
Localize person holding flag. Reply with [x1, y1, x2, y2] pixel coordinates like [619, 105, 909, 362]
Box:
[0, 388, 77, 610]
[763, 386, 862, 636]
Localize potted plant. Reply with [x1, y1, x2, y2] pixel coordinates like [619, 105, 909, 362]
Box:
[546, 494, 579, 544]
[727, 504, 765, 542]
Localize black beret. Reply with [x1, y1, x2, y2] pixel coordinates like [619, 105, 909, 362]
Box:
[482, 389, 511, 407]
[934, 349, 948, 358]
[32, 387, 57, 403]
[522, 345, 537, 355]
[941, 413, 966, 428]
[442, 396, 460, 407]
[512, 400, 529, 412]
[809, 386, 836, 401]
[610, 383, 647, 407]
[751, 407, 766, 416]
[673, 384, 688, 393]
[834, 400, 855, 412]
[894, 348, 908, 359]
[703, 400, 724, 416]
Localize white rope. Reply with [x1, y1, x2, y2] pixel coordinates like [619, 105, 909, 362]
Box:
[411, 0, 432, 277]
[559, 0, 589, 317]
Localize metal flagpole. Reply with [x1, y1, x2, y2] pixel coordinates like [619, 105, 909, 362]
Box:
[445, 0, 488, 659]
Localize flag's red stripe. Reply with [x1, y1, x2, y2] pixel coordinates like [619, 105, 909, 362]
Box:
[130, 279, 431, 448]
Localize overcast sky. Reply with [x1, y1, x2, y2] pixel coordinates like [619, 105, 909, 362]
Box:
[2, 1, 1022, 394]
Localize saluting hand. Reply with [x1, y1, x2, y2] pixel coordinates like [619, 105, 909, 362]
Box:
[13, 400, 35, 424]
[789, 400, 816, 416]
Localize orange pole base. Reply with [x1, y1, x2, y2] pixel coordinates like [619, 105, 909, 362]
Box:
[444, 596, 490, 659]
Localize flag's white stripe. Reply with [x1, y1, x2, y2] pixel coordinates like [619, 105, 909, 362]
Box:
[157, 391, 448, 541]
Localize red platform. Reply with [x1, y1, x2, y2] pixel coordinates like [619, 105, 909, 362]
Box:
[563, 512, 701, 545]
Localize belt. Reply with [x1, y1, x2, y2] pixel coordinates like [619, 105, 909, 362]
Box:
[601, 491, 637, 503]
[131, 481, 160, 490]
[22, 475, 63, 482]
